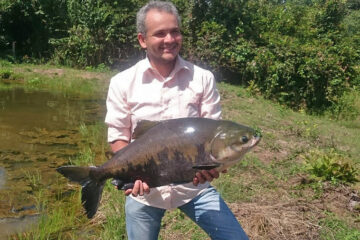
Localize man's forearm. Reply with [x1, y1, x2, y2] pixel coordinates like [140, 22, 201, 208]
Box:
[110, 140, 129, 153]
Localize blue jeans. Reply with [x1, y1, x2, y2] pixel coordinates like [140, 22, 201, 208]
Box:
[125, 186, 249, 240]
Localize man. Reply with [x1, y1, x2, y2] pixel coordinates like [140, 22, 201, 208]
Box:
[105, 1, 249, 239]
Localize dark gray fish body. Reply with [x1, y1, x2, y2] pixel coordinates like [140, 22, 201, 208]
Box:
[57, 118, 261, 218]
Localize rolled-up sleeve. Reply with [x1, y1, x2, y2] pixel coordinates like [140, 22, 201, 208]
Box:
[200, 72, 221, 120]
[105, 77, 132, 142]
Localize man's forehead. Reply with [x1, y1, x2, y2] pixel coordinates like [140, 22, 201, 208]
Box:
[145, 9, 179, 25]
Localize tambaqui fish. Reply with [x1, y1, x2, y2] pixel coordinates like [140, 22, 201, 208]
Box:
[57, 117, 261, 218]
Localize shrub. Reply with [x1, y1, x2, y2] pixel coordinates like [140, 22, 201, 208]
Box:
[302, 148, 359, 184]
[0, 69, 12, 79]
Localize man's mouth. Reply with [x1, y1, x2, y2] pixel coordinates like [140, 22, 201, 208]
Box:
[162, 44, 177, 53]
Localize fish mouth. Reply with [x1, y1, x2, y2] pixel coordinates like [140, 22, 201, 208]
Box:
[252, 135, 261, 147]
[230, 135, 261, 152]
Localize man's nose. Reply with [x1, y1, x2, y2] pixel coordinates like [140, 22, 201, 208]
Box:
[164, 32, 175, 42]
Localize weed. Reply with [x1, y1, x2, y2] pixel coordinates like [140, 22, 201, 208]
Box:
[246, 80, 261, 96]
[0, 69, 12, 79]
[159, 209, 208, 240]
[302, 148, 359, 184]
[288, 119, 320, 141]
[24, 170, 42, 192]
[310, 181, 325, 199]
[319, 212, 360, 240]
[18, 192, 86, 240]
[0, 59, 13, 67]
[79, 122, 107, 147]
[69, 147, 95, 166]
[99, 183, 127, 239]
[327, 89, 360, 121]
[85, 63, 110, 72]
[27, 77, 42, 87]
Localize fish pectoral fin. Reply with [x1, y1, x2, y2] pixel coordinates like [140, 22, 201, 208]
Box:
[111, 178, 124, 189]
[132, 120, 161, 139]
[192, 164, 220, 170]
[121, 183, 135, 190]
[111, 179, 134, 191]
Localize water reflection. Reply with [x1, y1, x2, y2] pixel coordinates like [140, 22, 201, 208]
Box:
[0, 88, 105, 237]
[0, 214, 40, 240]
[0, 167, 5, 190]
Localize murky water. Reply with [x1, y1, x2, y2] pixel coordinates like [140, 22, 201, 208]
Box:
[0, 88, 105, 237]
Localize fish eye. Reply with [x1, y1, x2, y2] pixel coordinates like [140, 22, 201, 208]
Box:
[241, 136, 249, 143]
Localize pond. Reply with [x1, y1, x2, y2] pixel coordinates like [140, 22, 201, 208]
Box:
[0, 87, 105, 238]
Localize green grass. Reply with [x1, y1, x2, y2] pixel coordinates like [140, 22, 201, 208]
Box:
[3, 63, 359, 240]
[99, 184, 127, 240]
[319, 212, 360, 240]
[0, 62, 113, 99]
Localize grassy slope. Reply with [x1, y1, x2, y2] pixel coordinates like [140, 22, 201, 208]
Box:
[160, 83, 360, 240]
[2, 64, 359, 240]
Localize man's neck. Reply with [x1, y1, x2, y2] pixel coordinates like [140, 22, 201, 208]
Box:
[148, 57, 177, 78]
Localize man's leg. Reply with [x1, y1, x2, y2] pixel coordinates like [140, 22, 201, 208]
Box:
[125, 196, 166, 240]
[178, 186, 249, 240]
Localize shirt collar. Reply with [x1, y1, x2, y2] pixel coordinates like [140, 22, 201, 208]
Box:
[140, 55, 191, 82]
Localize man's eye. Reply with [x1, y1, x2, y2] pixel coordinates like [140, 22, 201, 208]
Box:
[154, 32, 166, 37]
[171, 30, 181, 35]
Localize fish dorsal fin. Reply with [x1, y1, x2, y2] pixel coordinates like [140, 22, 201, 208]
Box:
[132, 120, 160, 139]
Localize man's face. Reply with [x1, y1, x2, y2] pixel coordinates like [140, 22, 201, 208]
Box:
[138, 9, 182, 66]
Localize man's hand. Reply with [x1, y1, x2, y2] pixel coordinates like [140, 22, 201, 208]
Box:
[124, 180, 150, 196]
[193, 169, 227, 186]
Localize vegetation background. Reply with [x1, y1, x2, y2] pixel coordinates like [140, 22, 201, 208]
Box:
[1, 0, 360, 239]
[1, 0, 360, 117]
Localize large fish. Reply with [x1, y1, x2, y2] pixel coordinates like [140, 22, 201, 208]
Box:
[57, 117, 261, 218]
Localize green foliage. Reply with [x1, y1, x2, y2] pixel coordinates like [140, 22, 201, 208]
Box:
[244, 1, 359, 112]
[50, 0, 142, 67]
[100, 184, 127, 239]
[0, 0, 69, 59]
[302, 148, 359, 184]
[0, 69, 12, 79]
[319, 212, 360, 240]
[315, 0, 347, 33]
[327, 89, 360, 120]
[1, 0, 360, 115]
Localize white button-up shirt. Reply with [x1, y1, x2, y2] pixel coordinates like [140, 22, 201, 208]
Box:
[105, 56, 221, 209]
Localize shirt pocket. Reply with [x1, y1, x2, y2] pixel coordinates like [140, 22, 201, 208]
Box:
[168, 89, 201, 118]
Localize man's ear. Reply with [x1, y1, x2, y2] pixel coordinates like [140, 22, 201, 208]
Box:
[138, 33, 147, 49]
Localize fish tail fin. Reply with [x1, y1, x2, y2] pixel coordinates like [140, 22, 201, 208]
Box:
[56, 166, 105, 218]
[81, 179, 105, 218]
[56, 166, 93, 184]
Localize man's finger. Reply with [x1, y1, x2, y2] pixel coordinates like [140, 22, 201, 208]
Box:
[125, 189, 132, 196]
[131, 180, 141, 196]
[143, 182, 150, 194]
[193, 177, 199, 186]
[196, 172, 206, 184]
[139, 181, 144, 196]
[200, 170, 213, 182]
[209, 169, 219, 179]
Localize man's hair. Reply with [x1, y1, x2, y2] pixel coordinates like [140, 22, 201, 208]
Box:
[136, 1, 181, 35]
